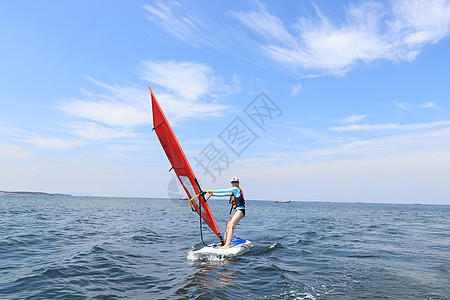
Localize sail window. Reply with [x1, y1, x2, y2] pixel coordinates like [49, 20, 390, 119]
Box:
[178, 175, 196, 199]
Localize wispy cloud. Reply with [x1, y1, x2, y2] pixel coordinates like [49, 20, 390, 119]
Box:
[141, 1, 219, 48]
[391, 0, 450, 46]
[138, 60, 212, 100]
[422, 101, 445, 112]
[0, 122, 82, 151]
[339, 114, 368, 124]
[2, 95, 140, 153]
[0, 143, 31, 159]
[138, 60, 237, 121]
[54, 59, 238, 149]
[303, 126, 450, 161]
[423, 102, 437, 109]
[394, 99, 445, 112]
[241, 125, 450, 166]
[106, 144, 149, 152]
[147, 93, 231, 122]
[288, 125, 337, 144]
[59, 99, 149, 128]
[17, 137, 84, 150]
[231, 3, 296, 46]
[231, 0, 450, 74]
[291, 83, 302, 96]
[64, 122, 135, 140]
[59, 79, 150, 128]
[329, 120, 450, 131]
[394, 99, 408, 110]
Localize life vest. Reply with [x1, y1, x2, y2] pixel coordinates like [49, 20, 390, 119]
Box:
[229, 187, 245, 212]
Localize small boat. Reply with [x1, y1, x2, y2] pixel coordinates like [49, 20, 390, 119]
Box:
[273, 200, 291, 203]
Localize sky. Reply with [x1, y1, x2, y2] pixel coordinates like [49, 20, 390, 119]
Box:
[1, 0, 450, 204]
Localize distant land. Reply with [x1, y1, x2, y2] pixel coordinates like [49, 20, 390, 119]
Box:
[0, 191, 72, 196]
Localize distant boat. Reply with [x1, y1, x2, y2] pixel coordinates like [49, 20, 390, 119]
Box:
[273, 200, 291, 203]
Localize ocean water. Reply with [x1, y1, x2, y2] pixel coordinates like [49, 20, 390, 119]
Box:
[0, 196, 449, 299]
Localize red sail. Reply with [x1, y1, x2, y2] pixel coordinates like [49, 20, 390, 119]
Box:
[150, 87, 222, 241]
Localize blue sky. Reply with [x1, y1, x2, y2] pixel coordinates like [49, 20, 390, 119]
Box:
[1, 0, 450, 204]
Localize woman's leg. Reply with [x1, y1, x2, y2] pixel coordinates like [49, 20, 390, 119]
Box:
[220, 210, 244, 249]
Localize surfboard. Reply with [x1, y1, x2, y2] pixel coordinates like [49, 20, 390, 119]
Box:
[192, 239, 252, 257]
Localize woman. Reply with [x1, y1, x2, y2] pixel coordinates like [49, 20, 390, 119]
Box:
[207, 177, 245, 249]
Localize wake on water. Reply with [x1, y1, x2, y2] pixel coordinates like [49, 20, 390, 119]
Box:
[187, 250, 228, 262]
[187, 239, 253, 262]
[187, 241, 227, 262]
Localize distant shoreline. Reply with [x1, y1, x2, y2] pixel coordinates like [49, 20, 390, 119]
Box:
[0, 191, 72, 196]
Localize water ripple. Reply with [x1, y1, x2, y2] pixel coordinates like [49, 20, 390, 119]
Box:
[0, 196, 449, 299]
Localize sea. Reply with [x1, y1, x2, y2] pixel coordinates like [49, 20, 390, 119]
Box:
[0, 195, 449, 299]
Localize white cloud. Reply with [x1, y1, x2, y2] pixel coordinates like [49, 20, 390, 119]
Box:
[231, 4, 296, 46]
[58, 78, 151, 129]
[138, 60, 241, 101]
[422, 101, 444, 112]
[57, 61, 238, 136]
[242, 126, 450, 166]
[339, 114, 367, 124]
[329, 120, 450, 131]
[0, 121, 36, 138]
[291, 83, 302, 96]
[18, 137, 84, 150]
[0, 122, 83, 151]
[151, 93, 230, 122]
[141, 1, 219, 47]
[422, 102, 437, 109]
[394, 99, 408, 110]
[106, 144, 148, 152]
[65, 122, 135, 140]
[90, 78, 149, 107]
[287, 125, 336, 144]
[138, 61, 212, 100]
[138, 60, 236, 121]
[232, 0, 450, 73]
[306, 127, 450, 160]
[80, 88, 93, 97]
[394, 99, 445, 112]
[0, 143, 31, 160]
[59, 99, 149, 128]
[391, 0, 450, 46]
[57, 60, 237, 144]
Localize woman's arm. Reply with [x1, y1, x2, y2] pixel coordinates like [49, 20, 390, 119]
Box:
[209, 187, 240, 197]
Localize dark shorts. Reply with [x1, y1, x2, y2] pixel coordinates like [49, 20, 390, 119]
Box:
[237, 209, 245, 217]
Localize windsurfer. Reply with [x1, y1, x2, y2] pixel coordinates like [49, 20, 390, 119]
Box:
[207, 177, 245, 249]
